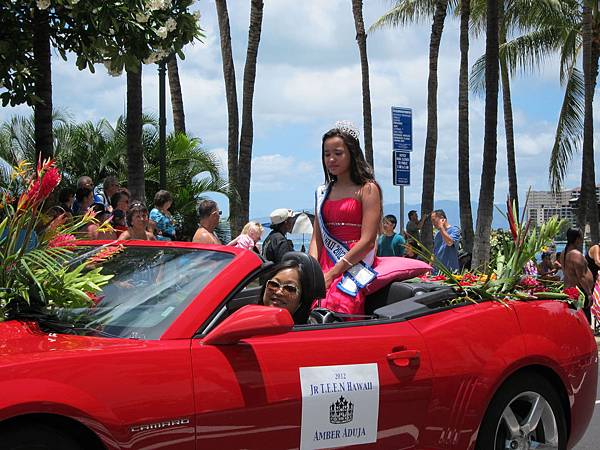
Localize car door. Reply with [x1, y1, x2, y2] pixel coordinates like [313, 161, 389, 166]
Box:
[191, 319, 433, 449]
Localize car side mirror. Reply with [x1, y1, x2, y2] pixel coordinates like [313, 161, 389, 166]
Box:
[203, 304, 294, 345]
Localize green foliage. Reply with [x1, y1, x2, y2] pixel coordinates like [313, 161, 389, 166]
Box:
[488, 228, 513, 271]
[0, 0, 203, 106]
[492, 197, 565, 293]
[0, 112, 233, 240]
[0, 160, 113, 321]
[415, 197, 566, 303]
[469, 0, 589, 192]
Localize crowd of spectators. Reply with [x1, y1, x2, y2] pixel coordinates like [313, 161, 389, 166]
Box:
[42, 175, 182, 242]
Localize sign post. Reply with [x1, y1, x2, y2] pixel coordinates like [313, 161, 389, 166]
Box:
[391, 107, 412, 232]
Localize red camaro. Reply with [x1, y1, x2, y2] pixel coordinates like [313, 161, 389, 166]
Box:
[0, 241, 596, 450]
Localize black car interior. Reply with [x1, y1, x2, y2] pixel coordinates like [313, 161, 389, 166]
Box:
[226, 251, 458, 325]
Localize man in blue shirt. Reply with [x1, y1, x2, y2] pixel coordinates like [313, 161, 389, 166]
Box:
[377, 214, 405, 257]
[431, 209, 461, 272]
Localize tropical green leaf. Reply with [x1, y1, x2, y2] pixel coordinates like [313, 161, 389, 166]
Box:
[549, 66, 584, 193]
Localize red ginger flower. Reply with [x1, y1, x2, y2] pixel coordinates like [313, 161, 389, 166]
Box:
[48, 234, 77, 249]
[563, 287, 580, 301]
[18, 159, 61, 210]
[520, 276, 541, 288]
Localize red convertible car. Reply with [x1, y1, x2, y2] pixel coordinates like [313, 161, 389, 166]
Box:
[0, 241, 596, 450]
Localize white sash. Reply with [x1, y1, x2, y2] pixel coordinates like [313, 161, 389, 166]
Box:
[316, 184, 377, 297]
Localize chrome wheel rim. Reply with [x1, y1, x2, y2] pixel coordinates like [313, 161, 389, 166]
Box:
[495, 391, 559, 450]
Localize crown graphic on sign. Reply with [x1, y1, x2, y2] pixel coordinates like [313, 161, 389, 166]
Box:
[329, 396, 354, 424]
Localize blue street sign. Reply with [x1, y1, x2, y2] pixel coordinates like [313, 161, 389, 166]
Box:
[393, 151, 410, 186]
[391, 107, 412, 151]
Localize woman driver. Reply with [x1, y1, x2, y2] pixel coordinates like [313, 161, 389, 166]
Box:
[260, 253, 325, 324]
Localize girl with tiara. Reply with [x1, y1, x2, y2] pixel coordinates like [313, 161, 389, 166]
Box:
[309, 121, 382, 315]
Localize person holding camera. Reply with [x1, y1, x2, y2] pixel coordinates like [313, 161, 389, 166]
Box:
[431, 209, 461, 273]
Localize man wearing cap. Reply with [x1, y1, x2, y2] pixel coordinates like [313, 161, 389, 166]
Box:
[262, 208, 294, 264]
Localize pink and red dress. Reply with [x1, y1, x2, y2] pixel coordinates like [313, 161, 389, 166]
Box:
[314, 197, 378, 315]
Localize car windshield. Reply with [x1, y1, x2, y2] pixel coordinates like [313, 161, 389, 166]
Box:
[52, 245, 234, 340]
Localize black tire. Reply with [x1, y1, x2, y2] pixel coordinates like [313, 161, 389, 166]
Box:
[475, 372, 568, 450]
[0, 423, 83, 450]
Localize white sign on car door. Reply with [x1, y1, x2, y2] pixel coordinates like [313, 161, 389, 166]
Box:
[299, 363, 380, 450]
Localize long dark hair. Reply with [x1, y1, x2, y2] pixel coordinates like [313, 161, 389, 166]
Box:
[320, 127, 383, 211]
[321, 128, 374, 185]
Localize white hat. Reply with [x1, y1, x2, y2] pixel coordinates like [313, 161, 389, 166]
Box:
[270, 208, 294, 225]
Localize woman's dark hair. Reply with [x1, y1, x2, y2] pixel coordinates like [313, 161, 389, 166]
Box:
[154, 189, 173, 208]
[566, 227, 583, 246]
[260, 253, 325, 324]
[126, 202, 148, 227]
[110, 190, 129, 209]
[321, 128, 374, 186]
[320, 128, 383, 209]
[75, 186, 92, 202]
[58, 187, 74, 204]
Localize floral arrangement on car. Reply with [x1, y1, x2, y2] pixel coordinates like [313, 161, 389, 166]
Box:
[0, 159, 114, 322]
[416, 197, 584, 307]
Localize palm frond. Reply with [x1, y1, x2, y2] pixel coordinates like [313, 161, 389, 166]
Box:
[469, 53, 486, 96]
[369, 0, 438, 31]
[558, 28, 581, 85]
[549, 66, 584, 193]
[500, 27, 565, 78]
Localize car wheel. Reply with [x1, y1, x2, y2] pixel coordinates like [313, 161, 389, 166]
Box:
[0, 423, 83, 450]
[475, 372, 567, 450]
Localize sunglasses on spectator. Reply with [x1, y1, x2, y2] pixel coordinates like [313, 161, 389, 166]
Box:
[266, 279, 300, 296]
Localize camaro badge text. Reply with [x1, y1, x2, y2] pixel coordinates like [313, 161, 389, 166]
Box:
[130, 417, 191, 433]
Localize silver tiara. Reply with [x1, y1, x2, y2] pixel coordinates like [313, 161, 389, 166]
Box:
[335, 120, 360, 140]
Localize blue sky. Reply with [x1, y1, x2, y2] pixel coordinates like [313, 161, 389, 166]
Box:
[0, 0, 596, 223]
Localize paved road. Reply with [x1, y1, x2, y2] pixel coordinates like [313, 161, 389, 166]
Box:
[573, 357, 600, 449]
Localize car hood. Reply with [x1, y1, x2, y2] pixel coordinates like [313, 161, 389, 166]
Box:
[0, 320, 147, 364]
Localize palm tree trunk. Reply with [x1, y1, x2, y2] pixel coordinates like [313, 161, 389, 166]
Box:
[579, 1, 599, 242]
[351, 0, 374, 170]
[472, 0, 500, 269]
[215, 0, 241, 236]
[458, 0, 474, 255]
[420, 0, 448, 251]
[238, 0, 264, 229]
[126, 64, 145, 202]
[33, 7, 53, 162]
[499, 5, 519, 215]
[167, 54, 186, 135]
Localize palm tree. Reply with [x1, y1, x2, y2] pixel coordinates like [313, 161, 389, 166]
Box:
[470, 0, 522, 214]
[0, 112, 232, 238]
[238, 0, 264, 231]
[486, 0, 598, 241]
[458, 0, 474, 256]
[215, 0, 241, 236]
[32, 6, 52, 162]
[499, 2, 519, 214]
[126, 64, 145, 202]
[0, 111, 70, 167]
[351, 0, 374, 170]
[145, 133, 233, 239]
[579, 0, 599, 240]
[371, 0, 450, 251]
[472, 0, 500, 269]
[167, 55, 186, 134]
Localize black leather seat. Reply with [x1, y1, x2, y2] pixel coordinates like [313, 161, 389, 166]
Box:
[365, 281, 442, 315]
